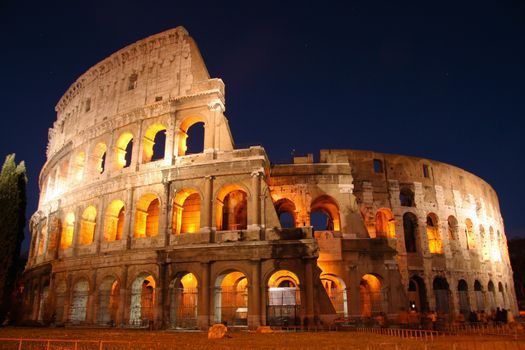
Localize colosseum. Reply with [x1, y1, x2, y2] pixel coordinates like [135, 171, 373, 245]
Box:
[22, 27, 517, 330]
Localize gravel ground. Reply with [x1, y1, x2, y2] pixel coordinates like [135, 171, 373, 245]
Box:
[0, 327, 524, 350]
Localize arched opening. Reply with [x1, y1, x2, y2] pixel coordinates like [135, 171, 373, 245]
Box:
[73, 151, 85, 182]
[498, 282, 506, 308]
[375, 208, 395, 238]
[474, 280, 484, 311]
[465, 219, 475, 249]
[487, 281, 496, 310]
[178, 117, 205, 156]
[79, 206, 97, 245]
[135, 194, 160, 238]
[169, 272, 198, 329]
[321, 274, 348, 317]
[447, 216, 459, 251]
[54, 280, 67, 324]
[130, 274, 155, 326]
[408, 276, 428, 312]
[458, 279, 470, 316]
[185, 122, 205, 154]
[142, 124, 167, 163]
[426, 213, 442, 254]
[172, 190, 201, 234]
[115, 132, 134, 170]
[216, 186, 247, 231]
[104, 200, 125, 241]
[403, 212, 418, 253]
[360, 274, 383, 318]
[69, 279, 89, 323]
[97, 277, 119, 326]
[267, 270, 301, 326]
[400, 187, 415, 207]
[274, 198, 297, 228]
[215, 271, 248, 326]
[310, 195, 341, 231]
[61, 212, 75, 249]
[433, 277, 450, 313]
[92, 142, 107, 175]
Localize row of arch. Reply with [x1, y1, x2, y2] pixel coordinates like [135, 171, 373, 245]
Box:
[409, 276, 512, 316]
[33, 269, 512, 327]
[402, 212, 504, 260]
[37, 187, 249, 253]
[43, 118, 206, 202]
[32, 269, 388, 327]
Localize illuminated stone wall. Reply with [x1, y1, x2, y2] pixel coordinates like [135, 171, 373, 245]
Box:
[22, 27, 517, 329]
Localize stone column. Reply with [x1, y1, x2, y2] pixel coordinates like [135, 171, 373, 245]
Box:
[124, 187, 134, 250]
[157, 182, 169, 247]
[198, 262, 211, 329]
[202, 176, 214, 234]
[118, 265, 128, 326]
[248, 171, 262, 231]
[87, 272, 97, 324]
[304, 259, 315, 326]
[72, 207, 82, 257]
[156, 263, 168, 329]
[164, 180, 172, 246]
[164, 111, 176, 165]
[248, 260, 261, 329]
[95, 197, 107, 254]
[63, 274, 73, 323]
[133, 121, 143, 172]
[349, 266, 361, 318]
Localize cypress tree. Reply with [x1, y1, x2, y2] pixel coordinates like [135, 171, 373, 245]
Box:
[0, 154, 27, 324]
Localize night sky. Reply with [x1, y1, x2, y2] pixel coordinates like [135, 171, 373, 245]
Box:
[1, 1, 524, 253]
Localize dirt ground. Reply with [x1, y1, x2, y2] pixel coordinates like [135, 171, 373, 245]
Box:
[0, 327, 523, 350]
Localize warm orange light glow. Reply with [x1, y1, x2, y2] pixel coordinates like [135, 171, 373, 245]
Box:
[143, 124, 166, 162]
[427, 213, 443, 254]
[80, 206, 97, 245]
[135, 194, 159, 238]
[61, 212, 75, 249]
[465, 218, 476, 249]
[92, 142, 107, 174]
[104, 200, 125, 241]
[177, 116, 205, 156]
[172, 189, 201, 234]
[268, 270, 300, 288]
[181, 273, 198, 289]
[115, 132, 133, 169]
[216, 185, 248, 231]
[360, 274, 381, 317]
[375, 208, 395, 238]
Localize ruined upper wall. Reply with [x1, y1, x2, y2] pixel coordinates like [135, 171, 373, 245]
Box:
[321, 149, 502, 219]
[47, 27, 216, 159]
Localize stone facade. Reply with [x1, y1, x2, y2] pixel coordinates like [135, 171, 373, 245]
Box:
[22, 27, 517, 329]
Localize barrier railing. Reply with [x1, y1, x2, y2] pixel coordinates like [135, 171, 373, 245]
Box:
[0, 338, 166, 350]
[355, 327, 440, 341]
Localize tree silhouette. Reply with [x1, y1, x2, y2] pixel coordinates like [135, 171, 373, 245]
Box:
[0, 154, 27, 324]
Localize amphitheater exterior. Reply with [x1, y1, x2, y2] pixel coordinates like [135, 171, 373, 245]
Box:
[22, 27, 517, 329]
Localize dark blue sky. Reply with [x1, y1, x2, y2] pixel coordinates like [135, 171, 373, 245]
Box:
[1, 1, 524, 252]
